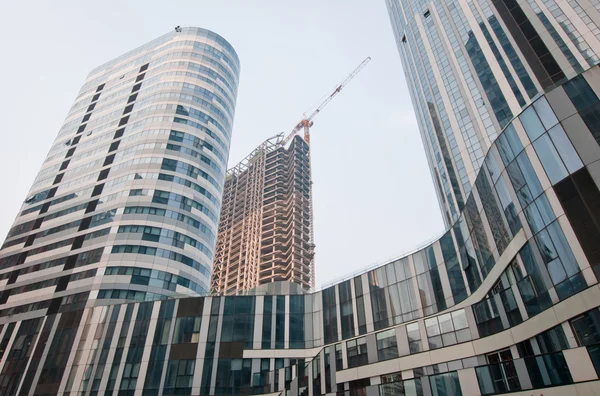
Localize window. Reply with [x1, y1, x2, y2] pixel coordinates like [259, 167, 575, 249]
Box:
[406, 322, 422, 354]
[533, 134, 568, 184]
[547, 124, 582, 173]
[524, 351, 573, 388]
[164, 359, 194, 390]
[376, 329, 398, 361]
[426, 310, 470, 349]
[346, 337, 368, 368]
[172, 316, 201, 343]
[339, 280, 355, 339]
[289, 295, 305, 349]
[587, 345, 600, 377]
[381, 371, 402, 384]
[429, 372, 462, 396]
[571, 309, 600, 346]
[335, 343, 343, 371]
[322, 287, 338, 344]
[532, 97, 558, 130]
[520, 106, 545, 142]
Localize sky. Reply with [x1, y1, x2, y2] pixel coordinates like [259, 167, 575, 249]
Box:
[0, 0, 444, 287]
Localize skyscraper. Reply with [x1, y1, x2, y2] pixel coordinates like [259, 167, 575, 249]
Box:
[385, 0, 600, 226]
[0, 27, 239, 318]
[211, 134, 315, 295]
[2, 6, 600, 395]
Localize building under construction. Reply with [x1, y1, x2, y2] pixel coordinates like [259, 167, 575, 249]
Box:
[212, 57, 370, 295]
[211, 134, 315, 294]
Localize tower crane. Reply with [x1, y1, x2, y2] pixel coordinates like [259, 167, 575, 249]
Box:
[281, 57, 371, 147]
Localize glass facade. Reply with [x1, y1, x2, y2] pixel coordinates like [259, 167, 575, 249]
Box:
[0, 27, 239, 315]
[386, 0, 600, 226]
[0, 67, 598, 394]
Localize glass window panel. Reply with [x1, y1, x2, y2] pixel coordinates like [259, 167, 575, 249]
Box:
[524, 203, 545, 234]
[547, 258, 567, 284]
[496, 135, 515, 166]
[548, 124, 583, 173]
[535, 193, 556, 226]
[494, 176, 512, 210]
[533, 134, 568, 184]
[547, 221, 579, 278]
[428, 335, 443, 350]
[456, 328, 472, 343]
[451, 310, 469, 330]
[505, 124, 524, 156]
[535, 229, 558, 263]
[385, 264, 397, 285]
[407, 323, 421, 341]
[486, 148, 503, 182]
[442, 332, 457, 346]
[413, 252, 427, 275]
[516, 153, 543, 200]
[520, 106, 545, 141]
[438, 314, 454, 334]
[533, 97, 559, 129]
[425, 318, 440, 337]
[587, 345, 600, 377]
[388, 284, 402, 322]
[430, 372, 463, 396]
[571, 309, 600, 346]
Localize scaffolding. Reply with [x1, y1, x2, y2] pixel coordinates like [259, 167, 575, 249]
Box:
[211, 135, 315, 295]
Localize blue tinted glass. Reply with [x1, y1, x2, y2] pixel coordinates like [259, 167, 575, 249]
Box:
[563, 75, 599, 111]
[494, 176, 512, 210]
[516, 153, 543, 199]
[547, 258, 567, 284]
[505, 124, 524, 155]
[548, 124, 583, 173]
[520, 107, 545, 141]
[535, 229, 558, 263]
[533, 97, 559, 130]
[547, 221, 579, 277]
[485, 149, 503, 182]
[533, 134, 568, 184]
[535, 193, 556, 226]
[496, 135, 515, 166]
[524, 203, 545, 234]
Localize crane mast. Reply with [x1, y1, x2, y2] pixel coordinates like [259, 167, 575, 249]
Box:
[281, 56, 371, 147]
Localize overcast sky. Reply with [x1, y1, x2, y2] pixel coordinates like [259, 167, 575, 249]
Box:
[0, 0, 444, 287]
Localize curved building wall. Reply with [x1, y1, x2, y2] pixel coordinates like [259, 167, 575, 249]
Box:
[0, 27, 239, 313]
[386, 0, 600, 226]
[0, 67, 599, 395]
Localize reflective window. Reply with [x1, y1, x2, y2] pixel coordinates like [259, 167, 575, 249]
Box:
[524, 352, 573, 388]
[346, 337, 368, 368]
[563, 74, 599, 111]
[406, 322, 422, 354]
[548, 124, 583, 173]
[376, 329, 399, 361]
[533, 97, 559, 130]
[335, 343, 343, 371]
[533, 134, 568, 183]
[571, 309, 600, 346]
[429, 371, 462, 396]
[520, 107, 545, 141]
[339, 281, 355, 340]
[426, 310, 470, 349]
[172, 317, 200, 343]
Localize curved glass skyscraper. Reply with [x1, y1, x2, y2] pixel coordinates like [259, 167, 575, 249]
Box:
[0, 27, 239, 313]
[386, 0, 600, 226]
[2, 6, 600, 395]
